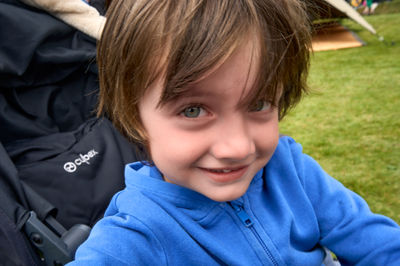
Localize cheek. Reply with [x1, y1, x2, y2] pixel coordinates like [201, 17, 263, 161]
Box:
[147, 125, 210, 166]
[253, 119, 280, 157]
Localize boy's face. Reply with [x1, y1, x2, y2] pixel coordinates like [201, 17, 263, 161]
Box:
[139, 39, 280, 202]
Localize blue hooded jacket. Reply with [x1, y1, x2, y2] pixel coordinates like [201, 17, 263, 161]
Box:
[69, 136, 400, 265]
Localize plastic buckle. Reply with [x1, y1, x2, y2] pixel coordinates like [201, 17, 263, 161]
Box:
[24, 211, 91, 265]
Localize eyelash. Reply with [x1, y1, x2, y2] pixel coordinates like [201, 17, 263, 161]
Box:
[178, 100, 273, 119]
[179, 104, 207, 118]
[249, 100, 272, 112]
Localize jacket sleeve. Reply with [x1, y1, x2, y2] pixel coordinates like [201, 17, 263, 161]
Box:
[288, 138, 400, 265]
[66, 212, 168, 265]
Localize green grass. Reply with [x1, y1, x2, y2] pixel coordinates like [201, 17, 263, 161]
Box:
[362, 0, 400, 15]
[280, 4, 400, 223]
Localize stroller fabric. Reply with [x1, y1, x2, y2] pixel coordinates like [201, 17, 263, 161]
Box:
[19, 0, 106, 40]
[0, 0, 137, 264]
[5, 117, 137, 229]
[0, 0, 98, 141]
[0, 143, 42, 266]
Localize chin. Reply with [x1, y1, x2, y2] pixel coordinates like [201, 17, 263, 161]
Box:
[204, 186, 248, 202]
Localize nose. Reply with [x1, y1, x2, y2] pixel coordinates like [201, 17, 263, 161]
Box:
[210, 116, 255, 162]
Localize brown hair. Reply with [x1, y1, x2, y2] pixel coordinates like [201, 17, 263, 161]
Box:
[97, 0, 312, 158]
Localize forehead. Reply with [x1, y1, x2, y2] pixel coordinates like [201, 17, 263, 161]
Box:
[185, 39, 258, 98]
[159, 36, 263, 106]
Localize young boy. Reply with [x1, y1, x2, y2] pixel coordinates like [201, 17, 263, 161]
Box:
[69, 0, 400, 265]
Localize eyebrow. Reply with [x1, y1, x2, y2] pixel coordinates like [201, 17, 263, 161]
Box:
[172, 83, 221, 99]
[170, 83, 263, 109]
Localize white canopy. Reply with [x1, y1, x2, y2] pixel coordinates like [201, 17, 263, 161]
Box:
[322, 0, 376, 34]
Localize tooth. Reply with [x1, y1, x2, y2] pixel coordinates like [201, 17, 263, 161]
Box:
[207, 169, 233, 173]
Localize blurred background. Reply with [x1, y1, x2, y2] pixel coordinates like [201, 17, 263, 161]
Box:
[281, 0, 400, 223]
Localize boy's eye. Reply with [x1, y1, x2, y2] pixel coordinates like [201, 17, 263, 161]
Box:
[181, 106, 205, 118]
[250, 100, 271, 112]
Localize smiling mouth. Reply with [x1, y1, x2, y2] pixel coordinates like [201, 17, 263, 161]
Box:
[206, 167, 243, 173]
[199, 166, 249, 183]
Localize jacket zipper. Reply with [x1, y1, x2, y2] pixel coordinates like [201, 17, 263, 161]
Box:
[229, 202, 278, 266]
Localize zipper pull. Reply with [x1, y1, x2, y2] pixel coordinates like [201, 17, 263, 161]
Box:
[229, 202, 253, 228]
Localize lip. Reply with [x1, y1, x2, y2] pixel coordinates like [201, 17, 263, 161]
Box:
[199, 165, 249, 184]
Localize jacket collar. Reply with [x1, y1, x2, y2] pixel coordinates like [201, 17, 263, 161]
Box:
[124, 162, 264, 210]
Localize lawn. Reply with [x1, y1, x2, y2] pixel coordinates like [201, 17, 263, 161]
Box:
[279, 2, 400, 223]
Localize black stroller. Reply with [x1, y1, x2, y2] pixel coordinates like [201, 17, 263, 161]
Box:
[0, 0, 138, 265]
